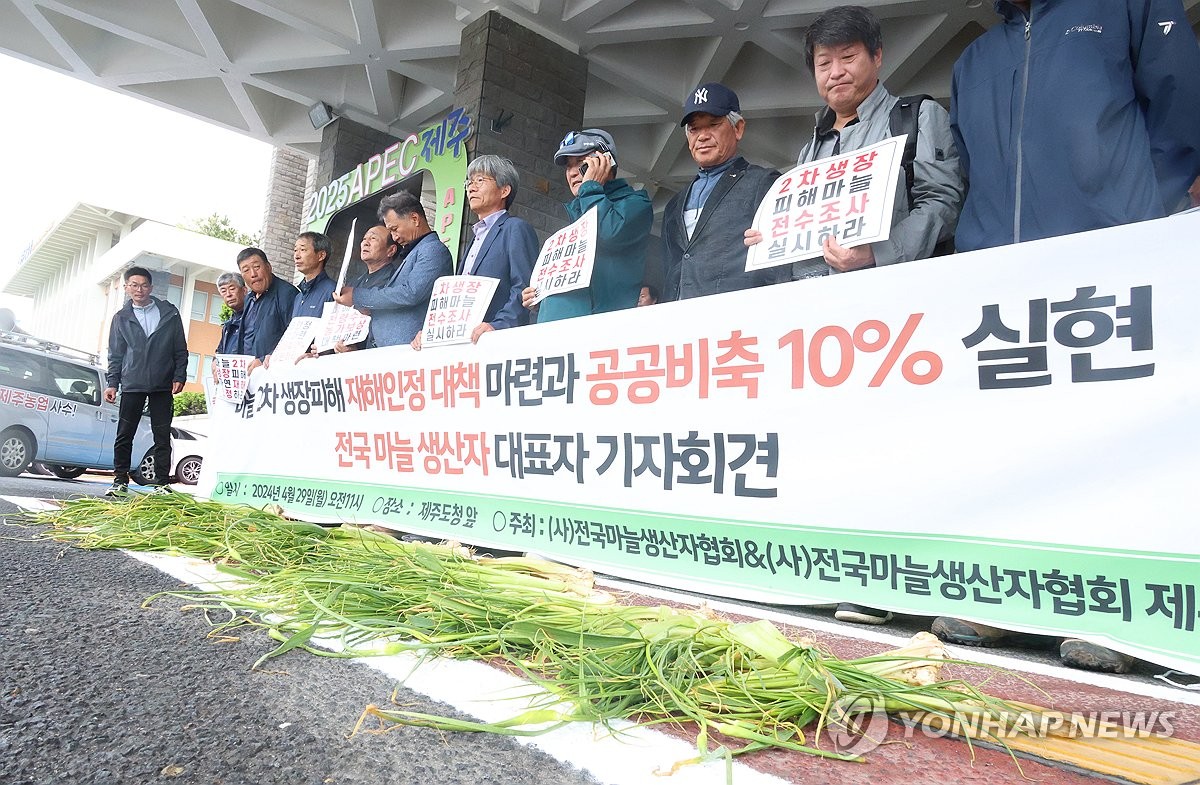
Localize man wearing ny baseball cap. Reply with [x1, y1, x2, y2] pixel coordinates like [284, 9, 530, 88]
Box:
[660, 83, 791, 301]
[521, 128, 652, 322]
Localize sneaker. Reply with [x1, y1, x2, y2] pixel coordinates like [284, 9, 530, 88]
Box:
[149, 485, 174, 495]
[930, 617, 1011, 647]
[104, 482, 128, 497]
[834, 603, 893, 625]
[1059, 639, 1134, 674]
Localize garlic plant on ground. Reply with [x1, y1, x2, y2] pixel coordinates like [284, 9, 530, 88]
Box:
[28, 494, 1040, 766]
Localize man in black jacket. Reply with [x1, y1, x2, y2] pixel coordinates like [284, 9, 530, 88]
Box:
[104, 266, 188, 495]
[238, 247, 298, 364]
[661, 82, 791, 301]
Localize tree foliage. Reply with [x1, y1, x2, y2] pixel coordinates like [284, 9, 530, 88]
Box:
[184, 213, 260, 246]
[173, 391, 208, 416]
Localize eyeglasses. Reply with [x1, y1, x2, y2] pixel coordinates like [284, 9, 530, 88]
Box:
[124, 282, 152, 290]
[464, 175, 495, 188]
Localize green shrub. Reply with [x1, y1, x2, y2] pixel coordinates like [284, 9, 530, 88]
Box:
[173, 391, 207, 416]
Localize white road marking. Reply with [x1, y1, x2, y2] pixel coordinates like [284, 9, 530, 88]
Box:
[1, 495, 59, 511]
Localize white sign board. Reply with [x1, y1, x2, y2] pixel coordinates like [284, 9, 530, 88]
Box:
[421, 275, 501, 347]
[747, 135, 905, 271]
[529, 205, 598, 305]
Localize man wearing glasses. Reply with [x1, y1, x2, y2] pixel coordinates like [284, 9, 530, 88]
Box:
[103, 266, 188, 496]
[456, 155, 539, 342]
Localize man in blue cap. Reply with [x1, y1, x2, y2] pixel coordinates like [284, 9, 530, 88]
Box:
[522, 129, 652, 322]
[660, 83, 791, 301]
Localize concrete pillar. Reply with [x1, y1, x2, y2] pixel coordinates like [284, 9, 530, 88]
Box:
[179, 268, 201, 340]
[259, 147, 311, 281]
[454, 11, 588, 246]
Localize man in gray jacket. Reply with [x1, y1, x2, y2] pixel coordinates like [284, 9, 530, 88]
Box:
[747, 6, 965, 280]
[333, 191, 451, 347]
[104, 266, 187, 495]
[746, 6, 964, 628]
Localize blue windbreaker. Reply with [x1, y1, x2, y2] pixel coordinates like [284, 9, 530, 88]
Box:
[951, 0, 1200, 252]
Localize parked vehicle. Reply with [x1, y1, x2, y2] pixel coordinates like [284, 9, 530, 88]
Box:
[0, 331, 153, 478]
[133, 427, 208, 486]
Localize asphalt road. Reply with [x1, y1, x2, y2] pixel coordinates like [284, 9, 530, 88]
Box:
[0, 472, 602, 785]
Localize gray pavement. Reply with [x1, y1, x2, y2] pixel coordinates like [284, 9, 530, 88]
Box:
[0, 474, 601, 785]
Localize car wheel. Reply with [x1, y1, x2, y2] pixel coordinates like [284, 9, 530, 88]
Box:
[176, 455, 203, 485]
[47, 465, 88, 480]
[0, 428, 35, 477]
[131, 450, 156, 486]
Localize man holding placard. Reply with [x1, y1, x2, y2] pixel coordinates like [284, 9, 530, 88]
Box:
[522, 129, 652, 322]
[238, 247, 298, 363]
[332, 192, 450, 347]
[661, 83, 790, 301]
[214, 272, 247, 355]
[457, 155, 539, 341]
[332, 224, 400, 353]
[290, 232, 336, 318]
[745, 6, 964, 279]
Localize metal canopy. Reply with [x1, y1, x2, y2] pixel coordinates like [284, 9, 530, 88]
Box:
[1, 0, 1198, 194]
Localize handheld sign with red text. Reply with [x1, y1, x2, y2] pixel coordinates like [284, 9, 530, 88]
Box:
[211, 354, 254, 403]
[269, 317, 321, 367]
[312, 302, 371, 353]
[421, 275, 501, 347]
[746, 135, 905, 271]
[529, 206, 598, 305]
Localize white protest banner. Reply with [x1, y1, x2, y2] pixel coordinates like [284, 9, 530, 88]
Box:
[312, 302, 372, 353]
[747, 135, 905, 271]
[529, 205, 598, 305]
[421, 275, 501, 348]
[268, 317, 321, 367]
[202, 212, 1200, 676]
[211, 354, 254, 403]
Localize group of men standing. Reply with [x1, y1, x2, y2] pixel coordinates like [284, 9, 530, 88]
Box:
[209, 127, 661, 365]
[710, 0, 1195, 674]
[103, 0, 1199, 674]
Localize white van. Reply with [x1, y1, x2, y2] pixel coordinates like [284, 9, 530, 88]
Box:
[0, 332, 153, 478]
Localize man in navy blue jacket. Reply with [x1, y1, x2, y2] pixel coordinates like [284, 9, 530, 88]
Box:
[291, 232, 335, 319]
[940, 0, 1200, 674]
[951, 0, 1200, 252]
[237, 247, 298, 363]
[456, 154, 539, 341]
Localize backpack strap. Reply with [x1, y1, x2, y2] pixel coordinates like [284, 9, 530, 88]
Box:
[889, 94, 932, 211]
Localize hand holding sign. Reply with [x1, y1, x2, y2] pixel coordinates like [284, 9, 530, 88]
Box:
[528, 206, 599, 305]
[746, 135, 905, 271]
[420, 275, 501, 348]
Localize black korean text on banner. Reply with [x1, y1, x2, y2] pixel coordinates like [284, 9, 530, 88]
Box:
[421, 275, 501, 347]
[529, 205, 598, 305]
[746, 135, 905, 271]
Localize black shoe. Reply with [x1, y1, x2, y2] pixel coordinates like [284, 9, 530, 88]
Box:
[104, 482, 128, 498]
[1059, 639, 1134, 674]
[930, 617, 1011, 647]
